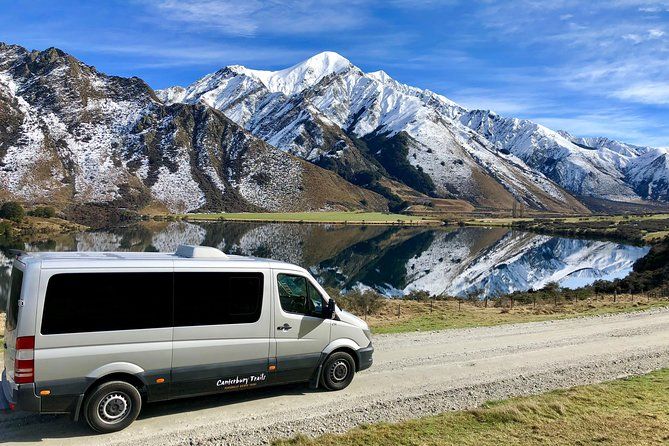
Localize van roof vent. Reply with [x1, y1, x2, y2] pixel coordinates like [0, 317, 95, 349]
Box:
[175, 245, 229, 259]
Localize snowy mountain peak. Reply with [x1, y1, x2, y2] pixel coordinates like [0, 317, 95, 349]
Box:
[231, 51, 353, 96]
[367, 70, 392, 83]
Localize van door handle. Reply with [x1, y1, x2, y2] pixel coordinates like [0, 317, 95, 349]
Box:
[277, 323, 292, 331]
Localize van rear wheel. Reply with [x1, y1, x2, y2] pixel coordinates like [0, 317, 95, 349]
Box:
[83, 380, 142, 433]
[321, 351, 356, 391]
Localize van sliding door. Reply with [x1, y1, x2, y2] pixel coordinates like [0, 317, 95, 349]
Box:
[170, 270, 271, 397]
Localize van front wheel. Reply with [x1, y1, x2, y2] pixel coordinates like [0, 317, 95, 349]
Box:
[321, 351, 355, 391]
[83, 380, 142, 433]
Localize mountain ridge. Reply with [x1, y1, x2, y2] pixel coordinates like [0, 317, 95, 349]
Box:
[158, 51, 668, 213]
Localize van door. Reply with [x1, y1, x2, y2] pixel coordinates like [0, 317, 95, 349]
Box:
[272, 271, 332, 383]
[3, 264, 24, 390]
[171, 270, 271, 397]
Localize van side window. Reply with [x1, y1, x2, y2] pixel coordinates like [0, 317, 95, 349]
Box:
[277, 274, 324, 317]
[174, 272, 263, 326]
[41, 273, 173, 335]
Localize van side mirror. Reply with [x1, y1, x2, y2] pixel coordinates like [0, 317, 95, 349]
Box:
[324, 299, 336, 319]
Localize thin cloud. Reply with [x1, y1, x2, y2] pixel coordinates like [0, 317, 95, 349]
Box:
[142, 0, 372, 36]
[614, 82, 669, 104]
[535, 112, 669, 147]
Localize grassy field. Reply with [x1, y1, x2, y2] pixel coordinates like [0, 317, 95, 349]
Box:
[274, 368, 669, 446]
[365, 295, 669, 334]
[181, 211, 439, 225]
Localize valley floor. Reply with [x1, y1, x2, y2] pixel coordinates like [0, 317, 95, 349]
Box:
[178, 211, 440, 225]
[463, 213, 669, 243]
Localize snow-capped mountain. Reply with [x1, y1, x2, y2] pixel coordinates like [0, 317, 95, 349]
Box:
[0, 43, 386, 216]
[2, 43, 666, 216]
[159, 52, 588, 213]
[160, 51, 669, 212]
[562, 133, 669, 201]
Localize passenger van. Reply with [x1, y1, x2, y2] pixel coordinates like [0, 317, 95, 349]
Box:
[1, 245, 373, 432]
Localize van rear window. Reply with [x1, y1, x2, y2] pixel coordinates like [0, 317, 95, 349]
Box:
[174, 272, 263, 326]
[41, 272, 173, 335]
[5, 268, 24, 332]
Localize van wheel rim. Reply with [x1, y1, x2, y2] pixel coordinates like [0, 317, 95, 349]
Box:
[330, 360, 349, 382]
[98, 392, 131, 424]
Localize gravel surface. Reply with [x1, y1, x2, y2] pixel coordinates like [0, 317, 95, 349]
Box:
[3, 307, 669, 446]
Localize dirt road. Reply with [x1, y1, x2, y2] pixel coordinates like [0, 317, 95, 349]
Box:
[2, 308, 669, 445]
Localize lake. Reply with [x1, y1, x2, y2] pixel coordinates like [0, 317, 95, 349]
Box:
[0, 221, 650, 308]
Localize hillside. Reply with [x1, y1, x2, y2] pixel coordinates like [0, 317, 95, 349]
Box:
[0, 43, 387, 218]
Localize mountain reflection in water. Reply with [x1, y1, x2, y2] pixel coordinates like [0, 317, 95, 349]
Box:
[0, 222, 649, 308]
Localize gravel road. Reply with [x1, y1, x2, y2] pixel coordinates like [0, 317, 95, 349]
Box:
[3, 308, 669, 445]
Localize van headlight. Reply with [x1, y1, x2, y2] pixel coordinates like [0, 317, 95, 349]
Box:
[363, 328, 372, 343]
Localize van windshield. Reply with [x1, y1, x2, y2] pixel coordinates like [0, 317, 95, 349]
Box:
[6, 267, 24, 332]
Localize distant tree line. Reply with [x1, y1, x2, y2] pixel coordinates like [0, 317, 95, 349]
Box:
[0, 201, 57, 223]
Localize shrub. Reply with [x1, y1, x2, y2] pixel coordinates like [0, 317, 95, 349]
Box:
[28, 206, 56, 218]
[404, 289, 432, 301]
[0, 220, 13, 237]
[0, 201, 24, 223]
[335, 288, 385, 316]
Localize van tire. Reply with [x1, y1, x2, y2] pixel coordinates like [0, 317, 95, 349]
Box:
[321, 352, 355, 391]
[83, 380, 142, 433]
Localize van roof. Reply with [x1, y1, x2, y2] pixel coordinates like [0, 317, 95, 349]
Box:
[15, 245, 306, 272]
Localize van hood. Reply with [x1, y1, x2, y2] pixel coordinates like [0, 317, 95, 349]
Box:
[336, 308, 369, 331]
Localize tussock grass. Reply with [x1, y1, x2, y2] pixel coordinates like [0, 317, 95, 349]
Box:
[367, 295, 669, 334]
[273, 369, 669, 446]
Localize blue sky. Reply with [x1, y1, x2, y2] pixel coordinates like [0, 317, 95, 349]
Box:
[1, 0, 669, 146]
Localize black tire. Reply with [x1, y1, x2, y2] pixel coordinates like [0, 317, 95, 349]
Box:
[321, 351, 356, 391]
[83, 380, 142, 433]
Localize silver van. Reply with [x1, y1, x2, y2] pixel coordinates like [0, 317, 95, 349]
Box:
[1, 245, 373, 432]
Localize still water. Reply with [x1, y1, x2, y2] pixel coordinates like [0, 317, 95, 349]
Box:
[0, 221, 649, 307]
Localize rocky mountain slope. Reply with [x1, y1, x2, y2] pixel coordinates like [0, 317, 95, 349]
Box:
[0, 43, 387, 215]
[160, 51, 668, 213]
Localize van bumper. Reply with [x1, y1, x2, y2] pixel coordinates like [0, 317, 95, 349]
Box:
[356, 344, 374, 371]
[1, 370, 41, 413]
[15, 383, 41, 412]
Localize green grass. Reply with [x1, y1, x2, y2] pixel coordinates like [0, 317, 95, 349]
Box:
[274, 369, 669, 446]
[181, 211, 438, 224]
[366, 298, 669, 334]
